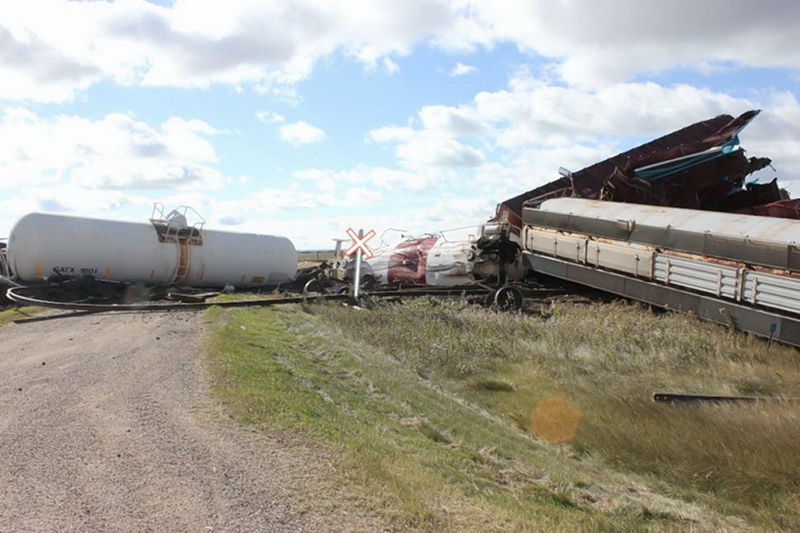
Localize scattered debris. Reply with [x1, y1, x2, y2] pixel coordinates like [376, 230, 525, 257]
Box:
[653, 392, 800, 404]
[495, 110, 793, 232]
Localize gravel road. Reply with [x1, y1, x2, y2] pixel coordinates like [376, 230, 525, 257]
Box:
[0, 310, 384, 531]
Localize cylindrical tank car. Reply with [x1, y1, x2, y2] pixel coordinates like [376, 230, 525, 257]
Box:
[4, 210, 297, 289]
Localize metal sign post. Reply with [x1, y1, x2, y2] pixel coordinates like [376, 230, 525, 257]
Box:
[343, 227, 376, 303]
[353, 234, 363, 300]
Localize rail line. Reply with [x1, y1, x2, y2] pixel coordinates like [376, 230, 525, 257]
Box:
[6, 284, 565, 322]
[6, 285, 350, 313]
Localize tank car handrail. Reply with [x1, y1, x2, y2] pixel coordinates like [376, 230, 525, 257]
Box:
[150, 202, 166, 222]
[150, 203, 206, 231]
[181, 205, 206, 231]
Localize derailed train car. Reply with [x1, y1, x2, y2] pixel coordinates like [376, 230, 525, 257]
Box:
[0, 206, 297, 289]
[522, 198, 800, 347]
[357, 223, 524, 287]
[494, 110, 792, 233]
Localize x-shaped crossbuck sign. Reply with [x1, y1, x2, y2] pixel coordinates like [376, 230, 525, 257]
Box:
[344, 227, 376, 259]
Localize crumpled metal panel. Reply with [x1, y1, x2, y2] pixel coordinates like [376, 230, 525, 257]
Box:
[496, 110, 788, 230]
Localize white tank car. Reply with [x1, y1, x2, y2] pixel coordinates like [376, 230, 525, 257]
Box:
[356, 224, 523, 287]
[362, 237, 475, 287]
[5, 211, 297, 288]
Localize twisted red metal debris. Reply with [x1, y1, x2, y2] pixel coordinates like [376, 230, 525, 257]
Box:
[495, 110, 796, 231]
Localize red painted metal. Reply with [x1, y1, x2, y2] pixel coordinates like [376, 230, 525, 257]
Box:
[386, 237, 438, 284]
[495, 110, 793, 229]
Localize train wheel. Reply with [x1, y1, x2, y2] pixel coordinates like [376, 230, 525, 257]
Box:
[303, 279, 325, 295]
[492, 286, 523, 311]
[361, 275, 377, 291]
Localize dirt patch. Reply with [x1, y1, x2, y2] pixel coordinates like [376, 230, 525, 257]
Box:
[0, 310, 386, 531]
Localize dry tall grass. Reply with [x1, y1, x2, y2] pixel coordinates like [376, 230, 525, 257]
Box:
[316, 297, 800, 528]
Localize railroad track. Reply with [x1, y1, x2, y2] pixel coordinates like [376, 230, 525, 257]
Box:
[6, 283, 567, 323]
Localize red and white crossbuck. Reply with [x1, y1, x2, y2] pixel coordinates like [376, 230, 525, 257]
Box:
[344, 227, 376, 259]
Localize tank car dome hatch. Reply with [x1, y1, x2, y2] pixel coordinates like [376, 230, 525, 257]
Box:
[6, 207, 298, 289]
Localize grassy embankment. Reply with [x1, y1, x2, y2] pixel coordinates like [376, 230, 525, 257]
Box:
[205, 297, 800, 531]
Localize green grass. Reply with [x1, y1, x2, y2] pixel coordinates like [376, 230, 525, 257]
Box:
[205, 297, 800, 530]
[0, 306, 46, 326]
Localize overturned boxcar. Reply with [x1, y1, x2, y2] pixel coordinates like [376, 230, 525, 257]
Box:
[522, 198, 800, 347]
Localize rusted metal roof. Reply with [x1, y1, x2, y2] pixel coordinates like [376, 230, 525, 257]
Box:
[495, 110, 786, 230]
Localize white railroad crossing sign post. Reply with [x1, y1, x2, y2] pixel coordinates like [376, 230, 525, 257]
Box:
[344, 227, 376, 300]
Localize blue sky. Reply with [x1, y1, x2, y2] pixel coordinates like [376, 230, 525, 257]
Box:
[1, 0, 799, 249]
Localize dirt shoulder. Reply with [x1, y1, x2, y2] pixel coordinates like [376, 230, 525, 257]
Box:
[0, 310, 384, 531]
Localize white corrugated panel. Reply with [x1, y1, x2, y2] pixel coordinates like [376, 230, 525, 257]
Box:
[588, 240, 653, 277]
[742, 271, 800, 315]
[524, 227, 559, 257]
[554, 233, 588, 263]
[653, 254, 739, 299]
[524, 227, 596, 264]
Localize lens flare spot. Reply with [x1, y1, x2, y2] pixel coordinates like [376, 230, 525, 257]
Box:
[530, 393, 582, 444]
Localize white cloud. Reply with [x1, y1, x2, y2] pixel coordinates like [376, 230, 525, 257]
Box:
[740, 92, 800, 180]
[449, 62, 477, 77]
[279, 120, 326, 145]
[447, 0, 800, 86]
[255, 110, 285, 124]
[473, 75, 753, 153]
[0, 184, 163, 245]
[135, 185, 388, 249]
[418, 105, 491, 136]
[396, 137, 484, 168]
[0, 108, 223, 192]
[364, 70, 800, 197]
[367, 125, 415, 144]
[294, 164, 433, 192]
[0, 0, 454, 102]
[4, 0, 799, 101]
[370, 126, 484, 169]
[368, 104, 490, 170]
[383, 57, 400, 74]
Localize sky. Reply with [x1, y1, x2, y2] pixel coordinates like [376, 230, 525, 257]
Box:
[1, 0, 799, 250]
